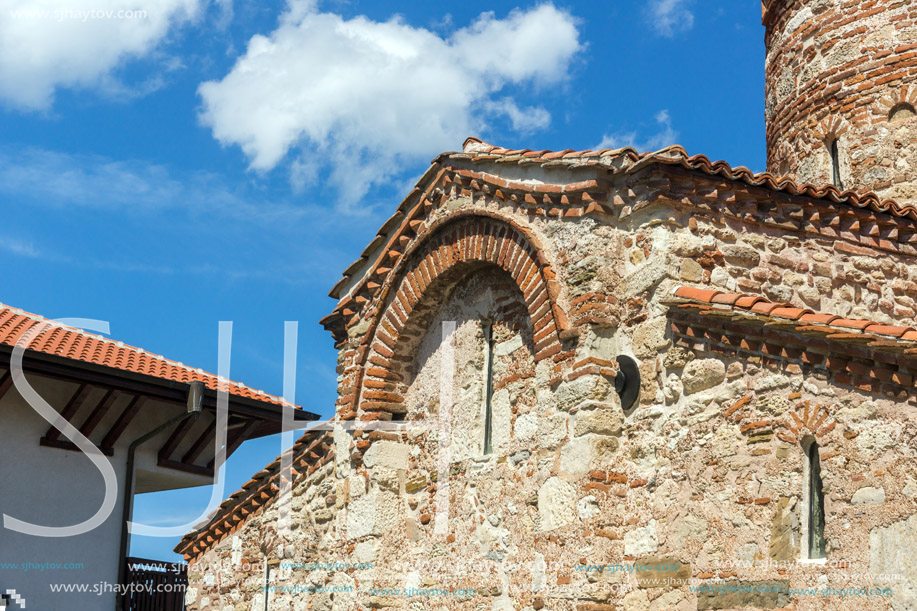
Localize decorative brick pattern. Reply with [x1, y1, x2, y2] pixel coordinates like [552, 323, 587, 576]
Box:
[776, 400, 840, 445]
[351, 215, 566, 419]
[325, 137, 917, 343]
[669, 286, 917, 400]
[764, 0, 917, 203]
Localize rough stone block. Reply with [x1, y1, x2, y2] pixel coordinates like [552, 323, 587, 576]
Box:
[632, 317, 671, 358]
[851, 486, 886, 505]
[362, 440, 409, 470]
[870, 513, 917, 611]
[574, 405, 623, 436]
[538, 476, 577, 531]
[722, 244, 761, 267]
[624, 520, 658, 556]
[682, 359, 726, 394]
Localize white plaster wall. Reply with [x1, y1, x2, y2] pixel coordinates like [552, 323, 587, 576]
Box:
[0, 372, 210, 610]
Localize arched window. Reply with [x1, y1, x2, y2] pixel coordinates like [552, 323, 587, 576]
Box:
[889, 102, 916, 124]
[804, 438, 826, 559]
[829, 138, 843, 190]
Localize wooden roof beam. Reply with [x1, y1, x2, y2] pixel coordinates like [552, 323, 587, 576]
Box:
[43, 383, 93, 442]
[156, 414, 198, 464]
[78, 389, 120, 438]
[180, 421, 216, 465]
[0, 370, 12, 401]
[100, 395, 146, 452]
[207, 419, 259, 470]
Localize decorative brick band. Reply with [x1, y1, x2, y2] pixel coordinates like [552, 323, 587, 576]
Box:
[668, 287, 917, 401]
[350, 213, 568, 419]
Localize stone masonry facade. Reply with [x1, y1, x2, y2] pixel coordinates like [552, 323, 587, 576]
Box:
[180, 2, 917, 610]
[765, 0, 917, 203]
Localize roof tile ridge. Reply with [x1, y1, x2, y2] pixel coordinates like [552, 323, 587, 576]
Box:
[452, 141, 911, 216]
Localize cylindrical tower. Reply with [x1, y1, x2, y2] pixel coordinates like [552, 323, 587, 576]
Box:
[764, 0, 917, 203]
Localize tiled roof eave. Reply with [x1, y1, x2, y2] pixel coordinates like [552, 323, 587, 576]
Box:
[321, 138, 917, 343]
[0, 303, 302, 410]
[450, 141, 911, 218]
[175, 428, 335, 561]
[668, 286, 917, 373]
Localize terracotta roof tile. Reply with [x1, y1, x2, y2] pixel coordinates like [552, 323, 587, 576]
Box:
[711, 292, 743, 306]
[770, 306, 812, 320]
[456, 138, 916, 222]
[734, 296, 765, 309]
[671, 286, 917, 347]
[673, 287, 720, 303]
[0, 302, 294, 408]
[799, 312, 840, 325]
[863, 324, 910, 338]
[750, 301, 785, 315]
[831, 319, 872, 331]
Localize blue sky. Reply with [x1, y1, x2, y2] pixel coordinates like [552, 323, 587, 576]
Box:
[0, 0, 764, 561]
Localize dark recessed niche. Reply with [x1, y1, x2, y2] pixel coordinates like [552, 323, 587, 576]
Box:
[615, 355, 640, 412]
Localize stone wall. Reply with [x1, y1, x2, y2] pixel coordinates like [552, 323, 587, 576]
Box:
[185, 163, 917, 610]
[328, 159, 917, 430]
[764, 0, 917, 203]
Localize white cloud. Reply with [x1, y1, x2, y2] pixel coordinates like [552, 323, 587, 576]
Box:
[596, 109, 679, 152]
[0, 235, 41, 258]
[198, 1, 582, 206]
[486, 98, 552, 134]
[648, 0, 694, 38]
[0, 0, 206, 110]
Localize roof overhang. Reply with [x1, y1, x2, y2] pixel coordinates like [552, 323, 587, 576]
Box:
[668, 287, 917, 398]
[321, 138, 917, 345]
[0, 346, 318, 478]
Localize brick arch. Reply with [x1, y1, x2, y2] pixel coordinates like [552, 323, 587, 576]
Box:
[353, 213, 567, 419]
[812, 115, 849, 145]
[776, 400, 839, 447]
[875, 85, 917, 121]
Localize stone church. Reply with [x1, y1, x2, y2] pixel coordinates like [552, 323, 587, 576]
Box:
[180, 1, 917, 609]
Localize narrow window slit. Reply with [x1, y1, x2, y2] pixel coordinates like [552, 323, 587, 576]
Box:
[830, 139, 843, 190]
[807, 440, 826, 559]
[482, 319, 495, 455]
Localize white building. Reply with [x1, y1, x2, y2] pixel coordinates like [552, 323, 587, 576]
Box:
[0, 302, 316, 610]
